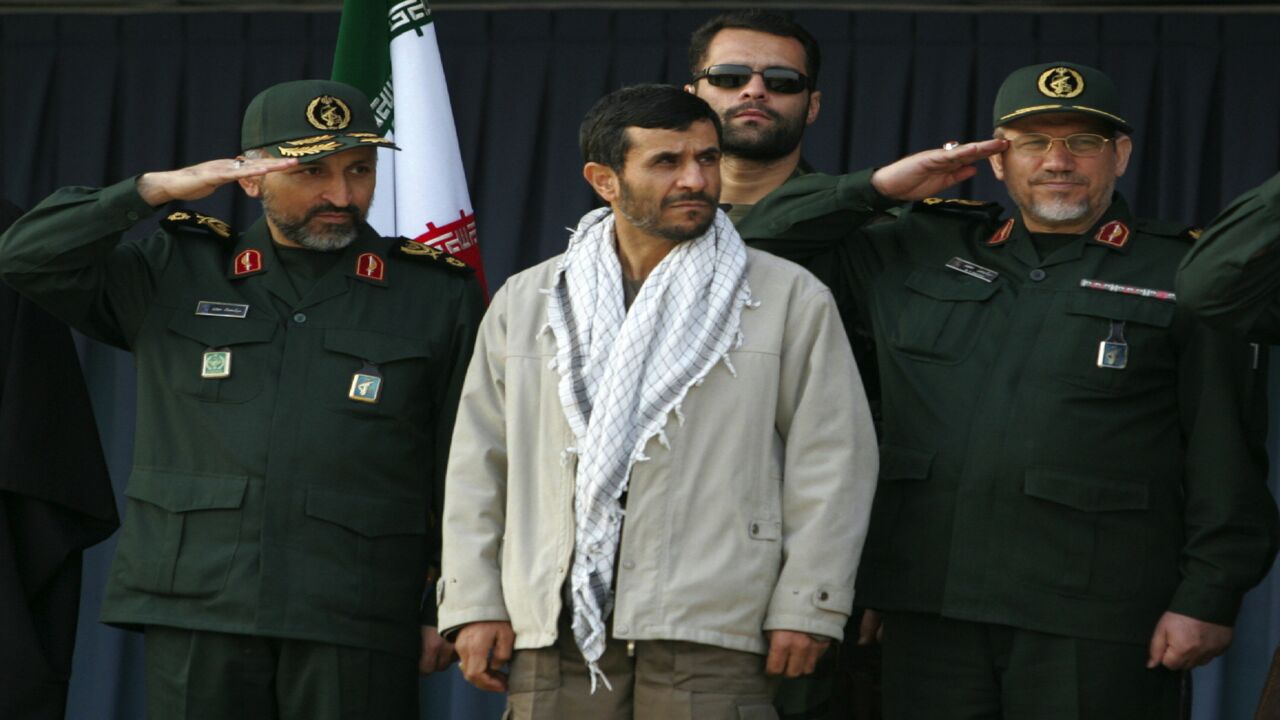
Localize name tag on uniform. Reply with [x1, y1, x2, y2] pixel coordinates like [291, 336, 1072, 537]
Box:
[195, 300, 250, 319]
[945, 257, 999, 283]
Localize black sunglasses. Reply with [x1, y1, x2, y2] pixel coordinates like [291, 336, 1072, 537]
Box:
[691, 64, 810, 94]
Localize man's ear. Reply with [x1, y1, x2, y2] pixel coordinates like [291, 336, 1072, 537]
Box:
[1113, 134, 1133, 178]
[239, 166, 263, 198]
[806, 90, 822, 126]
[988, 151, 1006, 182]
[583, 162, 620, 204]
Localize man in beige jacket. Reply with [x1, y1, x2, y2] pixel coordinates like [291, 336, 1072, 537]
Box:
[437, 84, 878, 720]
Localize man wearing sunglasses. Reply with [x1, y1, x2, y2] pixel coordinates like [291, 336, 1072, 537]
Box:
[687, 16, 900, 716]
[749, 60, 1279, 718]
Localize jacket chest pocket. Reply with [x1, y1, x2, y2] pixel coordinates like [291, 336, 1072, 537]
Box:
[1049, 293, 1176, 393]
[322, 329, 437, 420]
[165, 313, 279, 403]
[889, 269, 1001, 365]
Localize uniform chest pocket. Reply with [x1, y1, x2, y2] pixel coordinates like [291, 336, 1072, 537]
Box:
[166, 313, 278, 403]
[890, 269, 1001, 365]
[322, 329, 437, 419]
[1049, 293, 1176, 393]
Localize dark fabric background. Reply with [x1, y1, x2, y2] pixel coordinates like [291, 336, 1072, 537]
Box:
[1, 8, 1278, 719]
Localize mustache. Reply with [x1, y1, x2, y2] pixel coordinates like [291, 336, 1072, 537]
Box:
[725, 102, 783, 122]
[662, 192, 716, 208]
[1031, 172, 1088, 186]
[304, 203, 360, 223]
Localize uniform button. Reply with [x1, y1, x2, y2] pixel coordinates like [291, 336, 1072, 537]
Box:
[293, 312, 307, 323]
[818, 591, 829, 601]
[126, 211, 139, 221]
[1029, 269, 1047, 282]
[616, 623, 630, 634]
[750, 523, 760, 535]
[622, 560, 635, 570]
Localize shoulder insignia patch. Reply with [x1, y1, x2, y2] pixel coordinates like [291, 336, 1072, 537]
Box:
[163, 210, 234, 242]
[914, 197, 1004, 221]
[395, 239, 473, 273]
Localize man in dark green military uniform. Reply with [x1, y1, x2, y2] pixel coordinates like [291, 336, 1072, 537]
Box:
[0, 79, 483, 719]
[1177, 171, 1280, 341]
[748, 62, 1280, 718]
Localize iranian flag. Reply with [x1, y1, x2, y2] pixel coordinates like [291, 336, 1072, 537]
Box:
[332, 0, 486, 292]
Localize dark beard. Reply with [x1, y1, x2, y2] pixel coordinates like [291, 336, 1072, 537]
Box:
[720, 102, 806, 161]
[264, 201, 360, 252]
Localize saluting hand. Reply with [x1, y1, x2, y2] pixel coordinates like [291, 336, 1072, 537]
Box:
[1146, 611, 1233, 671]
[136, 156, 297, 207]
[870, 139, 1010, 202]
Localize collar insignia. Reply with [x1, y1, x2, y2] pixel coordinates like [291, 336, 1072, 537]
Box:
[987, 218, 1014, 246]
[355, 252, 386, 282]
[1094, 220, 1130, 248]
[232, 249, 264, 277]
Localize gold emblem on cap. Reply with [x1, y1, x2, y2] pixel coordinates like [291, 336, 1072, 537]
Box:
[1037, 67, 1085, 99]
[278, 141, 343, 158]
[306, 95, 352, 131]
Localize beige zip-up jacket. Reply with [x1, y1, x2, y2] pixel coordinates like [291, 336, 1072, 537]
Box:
[438, 248, 878, 655]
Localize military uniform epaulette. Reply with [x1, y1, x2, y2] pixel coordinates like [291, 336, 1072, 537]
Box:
[1133, 217, 1201, 242]
[393, 238, 473, 274]
[162, 210, 235, 243]
[913, 197, 1005, 222]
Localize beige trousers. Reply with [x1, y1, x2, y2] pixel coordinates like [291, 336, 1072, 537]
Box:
[505, 615, 779, 720]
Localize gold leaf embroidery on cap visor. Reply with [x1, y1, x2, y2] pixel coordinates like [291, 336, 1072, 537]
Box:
[285, 134, 336, 145]
[277, 141, 343, 157]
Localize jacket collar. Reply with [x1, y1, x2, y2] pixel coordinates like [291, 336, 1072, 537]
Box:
[227, 220, 388, 309]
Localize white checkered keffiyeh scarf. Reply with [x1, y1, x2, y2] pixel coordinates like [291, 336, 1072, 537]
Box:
[542, 206, 755, 692]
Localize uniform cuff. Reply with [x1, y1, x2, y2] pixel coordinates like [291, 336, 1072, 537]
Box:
[104, 176, 161, 227]
[1167, 579, 1244, 627]
[835, 168, 899, 214]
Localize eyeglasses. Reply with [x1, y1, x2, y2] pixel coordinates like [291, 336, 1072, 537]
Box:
[691, 64, 810, 94]
[1007, 133, 1113, 157]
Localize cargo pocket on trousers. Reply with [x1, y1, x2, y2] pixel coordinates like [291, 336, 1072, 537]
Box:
[115, 468, 248, 597]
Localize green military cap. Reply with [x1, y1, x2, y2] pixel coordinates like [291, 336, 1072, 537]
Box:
[241, 79, 399, 160]
[993, 61, 1133, 134]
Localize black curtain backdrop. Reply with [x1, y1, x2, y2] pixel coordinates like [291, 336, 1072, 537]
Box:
[2, 8, 1279, 720]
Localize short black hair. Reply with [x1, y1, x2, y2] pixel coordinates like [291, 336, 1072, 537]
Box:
[688, 10, 821, 86]
[579, 84, 722, 170]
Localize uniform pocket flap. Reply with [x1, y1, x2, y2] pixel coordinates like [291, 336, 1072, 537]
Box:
[812, 586, 853, 612]
[167, 313, 278, 347]
[748, 519, 781, 541]
[323, 329, 434, 364]
[1023, 467, 1149, 512]
[125, 468, 249, 512]
[904, 268, 1000, 302]
[1065, 292, 1175, 328]
[879, 444, 935, 481]
[305, 487, 426, 537]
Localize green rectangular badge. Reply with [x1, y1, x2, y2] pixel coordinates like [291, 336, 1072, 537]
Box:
[202, 350, 232, 379]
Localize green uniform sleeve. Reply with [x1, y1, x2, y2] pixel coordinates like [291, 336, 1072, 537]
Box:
[739, 168, 895, 249]
[1169, 315, 1280, 625]
[1177, 172, 1280, 341]
[421, 274, 486, 627]
[0, 178, 166, 349]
